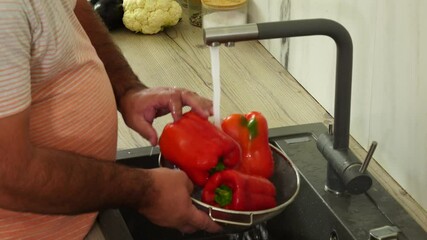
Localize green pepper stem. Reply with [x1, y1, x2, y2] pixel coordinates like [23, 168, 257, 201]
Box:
[240, 116, 258, 140]
[214, 185, 233, 207]
[209, 159, 225, 175]
[247, 118, 258, 140]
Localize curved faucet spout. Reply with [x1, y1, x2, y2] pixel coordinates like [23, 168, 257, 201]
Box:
[204, 19, 353, 150]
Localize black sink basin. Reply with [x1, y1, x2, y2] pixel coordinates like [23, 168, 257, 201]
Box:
[98, 123, 426, 240]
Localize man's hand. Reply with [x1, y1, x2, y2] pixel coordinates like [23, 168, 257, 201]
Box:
[120, 87, 213, 146]
[140, 168, 222, 233]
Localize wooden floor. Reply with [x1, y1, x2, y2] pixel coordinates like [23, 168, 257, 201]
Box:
[110, 17, 426, 231]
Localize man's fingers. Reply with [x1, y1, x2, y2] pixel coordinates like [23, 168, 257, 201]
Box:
[180, 90, 213, 118]
[179, 225, 197, 234]
[168, 96, 183, 122]
[130, 117, 158, 145]
[188, 207, 222, 233]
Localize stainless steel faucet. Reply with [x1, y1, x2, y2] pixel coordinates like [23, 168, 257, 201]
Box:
[203, 19, 376, 195]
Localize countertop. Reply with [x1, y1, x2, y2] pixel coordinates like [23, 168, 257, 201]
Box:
[110, 16, 426, 231]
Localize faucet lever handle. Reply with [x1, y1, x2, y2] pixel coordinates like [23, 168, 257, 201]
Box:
[360, 141, 378, 173]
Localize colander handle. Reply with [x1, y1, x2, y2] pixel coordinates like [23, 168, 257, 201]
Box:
[208, 207, 254, 226]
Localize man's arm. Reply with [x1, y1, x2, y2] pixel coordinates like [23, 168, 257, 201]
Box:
[74, 0, 146, 109]
[0, 108, 150, 214]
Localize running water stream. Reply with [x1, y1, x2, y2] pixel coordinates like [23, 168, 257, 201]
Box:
[209, 45, 221, 127]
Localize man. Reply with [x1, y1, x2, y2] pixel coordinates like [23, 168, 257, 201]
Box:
[0, 0, 220, 238]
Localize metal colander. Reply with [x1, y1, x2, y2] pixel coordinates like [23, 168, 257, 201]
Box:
[159, 144, 300, 230]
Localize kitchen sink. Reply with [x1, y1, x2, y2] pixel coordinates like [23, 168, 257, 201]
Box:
[98, 123, 426, 240]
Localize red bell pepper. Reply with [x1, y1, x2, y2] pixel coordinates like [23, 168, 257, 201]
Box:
[221, 111, 274, 178]
[159, 111, 241, 186]
[202, 170, 277, 211]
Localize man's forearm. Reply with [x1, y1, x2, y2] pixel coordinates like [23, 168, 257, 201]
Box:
[74, 0, 146, 108]
[0, 146, 151, 214]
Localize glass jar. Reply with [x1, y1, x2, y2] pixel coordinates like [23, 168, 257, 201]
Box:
[201, 0, 247, 28]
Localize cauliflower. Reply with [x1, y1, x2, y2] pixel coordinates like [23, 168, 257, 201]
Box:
[122, 0, 182, 34]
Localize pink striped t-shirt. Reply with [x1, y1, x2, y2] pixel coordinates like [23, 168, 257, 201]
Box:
[0, 0, 118, 239]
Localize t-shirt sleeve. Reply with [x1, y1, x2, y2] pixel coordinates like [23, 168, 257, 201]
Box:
[0, 2, 32, 118]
